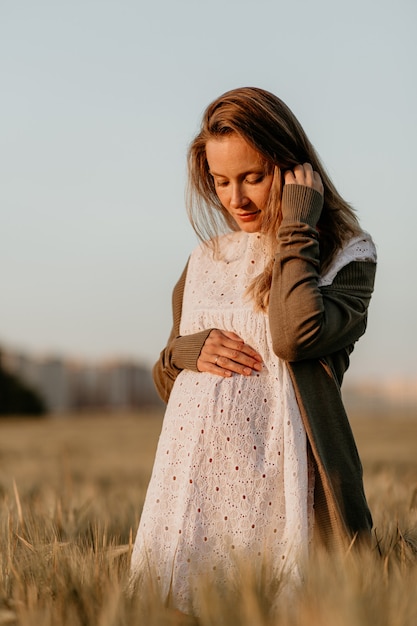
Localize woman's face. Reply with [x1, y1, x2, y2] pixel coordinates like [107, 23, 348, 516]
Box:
[205, 134, 274, 233]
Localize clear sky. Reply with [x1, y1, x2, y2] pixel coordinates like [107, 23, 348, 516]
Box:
[1, 0, 416, 383]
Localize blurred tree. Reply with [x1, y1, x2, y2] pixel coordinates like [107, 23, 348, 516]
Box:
[0, 351, 47, 416]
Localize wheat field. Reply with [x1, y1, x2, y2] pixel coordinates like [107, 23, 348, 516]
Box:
[0, 408, 416, 625]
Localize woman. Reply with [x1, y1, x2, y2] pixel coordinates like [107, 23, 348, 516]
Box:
[130, 87, 377, 613]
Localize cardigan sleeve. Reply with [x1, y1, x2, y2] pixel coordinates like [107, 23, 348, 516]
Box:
[152, 261, 213, 403]
[269, 185, 377, 362]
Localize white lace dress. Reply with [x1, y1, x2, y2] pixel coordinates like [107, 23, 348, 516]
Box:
[130, 230, 376, 612]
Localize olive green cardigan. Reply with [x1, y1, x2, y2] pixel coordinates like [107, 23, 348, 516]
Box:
[152, 185, 377, 550]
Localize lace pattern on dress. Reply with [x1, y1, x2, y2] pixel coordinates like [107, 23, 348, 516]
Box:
[318, 231, 376, 287]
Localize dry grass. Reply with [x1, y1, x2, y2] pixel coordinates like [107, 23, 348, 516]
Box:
[0, 408, 416, 625]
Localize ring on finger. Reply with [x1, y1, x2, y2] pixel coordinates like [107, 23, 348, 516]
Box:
[214, 355, 219, 365]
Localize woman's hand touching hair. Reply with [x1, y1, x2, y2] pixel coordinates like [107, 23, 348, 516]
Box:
[284, 163, 324, 195]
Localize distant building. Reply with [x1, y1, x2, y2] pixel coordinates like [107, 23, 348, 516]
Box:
[39, 357, 71, 413]
[0, 344, 161, 415]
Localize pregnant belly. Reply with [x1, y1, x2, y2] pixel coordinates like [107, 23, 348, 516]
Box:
[159, 367, 284, 479]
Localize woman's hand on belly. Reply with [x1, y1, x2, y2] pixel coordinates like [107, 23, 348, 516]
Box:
[197, 329, 263, 378]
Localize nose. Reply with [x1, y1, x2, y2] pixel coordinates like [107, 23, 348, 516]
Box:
[230, 183, 250, 209]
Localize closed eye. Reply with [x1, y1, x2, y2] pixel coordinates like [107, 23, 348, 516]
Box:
[245, 175, 264, 184]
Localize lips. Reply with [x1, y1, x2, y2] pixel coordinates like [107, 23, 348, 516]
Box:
[236, 210, 261, 221]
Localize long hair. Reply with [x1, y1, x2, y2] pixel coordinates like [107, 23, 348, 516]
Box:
[187, 87, 361, 310]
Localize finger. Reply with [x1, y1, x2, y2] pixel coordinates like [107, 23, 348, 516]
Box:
[202, 330, 244, 359]
[221, 330, 246, 342]
[292, 164, 306, 184]
[206, 340, 263, 372]
[208, 329, 244, 346]
[216, 348, 263, 371]
[197, 355, 232, 377]
[313, 171, 324, 194]
[221, 338, 263, 363]
[285, 164, 308, 186]
[284, 169, 297, 185]
[214, 354, 257, 377]
[197, 350, 238, 377]
[197, 353, 260, 377]
[303, 165, 324, 194]
[210, 330, 263, 362]
[216, 353, 262, 375]
[302, 162, 314, 187]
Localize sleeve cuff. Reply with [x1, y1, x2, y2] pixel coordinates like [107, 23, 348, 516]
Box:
[281, 184, 324, 227]
[172, 328, 213, 372]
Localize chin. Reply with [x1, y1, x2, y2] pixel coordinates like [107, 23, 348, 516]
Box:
[238, 222, 262, 234]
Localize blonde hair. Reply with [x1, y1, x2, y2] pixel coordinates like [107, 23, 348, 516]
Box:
[187, 87, 361, 310]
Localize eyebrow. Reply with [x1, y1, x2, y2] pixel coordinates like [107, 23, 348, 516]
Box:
[209, 167, 265, 177]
